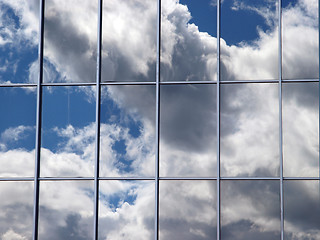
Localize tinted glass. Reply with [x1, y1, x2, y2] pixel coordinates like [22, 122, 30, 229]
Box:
[159, 180, 217, 240]
[0, 181, 34, 239]
[221, 180, 281, 239]
[39, 181, 94, 239]
[0, 1, 39, 84]
[41, 86, 96, 177]
[44, 0, 97, 83]
[221, 0, 278, 81]
[283, 82, 319, 177]
[100, 85, 156, 177]
[0, 87, 36, 177]
[161, 0, 217, 81]
[220, 83, 279, 177]
[99, 181, 155, 239]
[284, 180, 320, 239]
[160, 84, 217, 177]
[102, 0, 157, 82]
[282, 0, 319, 79]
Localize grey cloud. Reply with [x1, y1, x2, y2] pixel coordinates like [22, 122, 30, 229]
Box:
[221, 219, 280, 240]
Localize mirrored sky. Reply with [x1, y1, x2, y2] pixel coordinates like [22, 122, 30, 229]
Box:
[0, 0, 319, 239]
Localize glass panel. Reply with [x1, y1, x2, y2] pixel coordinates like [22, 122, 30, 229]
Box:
[160, 84, 217, 177]
[99, 180, 154, 239]
[282, 0, 319, 79]
[102, 0, 157, 82]
[220, 83, 279, 177]
[0, 181, 33, 239]
[43, 0, 97, 83]
[159, 180, 217, 240]
[221, 180, 281, 239]
[41, 86, 96, 177]
[284, 180, 320, 239]
[39, 181, 94, 239]
[283, 82, 319, 177]
[161, 0, 217, 81]
[221, 0, 278, 81]
[0, 1, 39, 84]
[100, 85, 156, 177]
[0, 87, 36, 177]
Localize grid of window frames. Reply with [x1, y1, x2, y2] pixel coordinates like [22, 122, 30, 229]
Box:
[0, 0, 319, 239]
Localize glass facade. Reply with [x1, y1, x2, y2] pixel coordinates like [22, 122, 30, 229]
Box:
[0, 0, 319, 239]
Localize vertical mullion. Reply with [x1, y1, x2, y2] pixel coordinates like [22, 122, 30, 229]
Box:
[93, 0, 103, 239]
[155, 0, 161, 239]
[278, 0, 284, 239]
[216, 0, 221, 239]
[32, 0, 45, 239]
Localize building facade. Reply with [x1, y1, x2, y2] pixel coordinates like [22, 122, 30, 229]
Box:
[0, 0, 319, 239]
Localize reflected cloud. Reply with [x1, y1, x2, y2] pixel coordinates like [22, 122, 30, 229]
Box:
[160, 181, 216, 240]
[221, 181, 281, 239]
[283, 83, 319, 177]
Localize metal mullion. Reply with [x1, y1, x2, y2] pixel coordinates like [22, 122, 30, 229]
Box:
[32, 0, 45, 239]
[100, 81, 156, 85]
[41, 82, 96, 86]
[283, 177, 320, 180]
[93, 0, 103, 239]
[0, 178, 34, 181]
[278, 0, 284, 239]
[39, 177, 94, 181]
[155, 0, 161, 239]
[216, 0, 221, 239]
[99, 177, 155, 181]
[221, 177, 280, 180]
[159, 177, 217, 180]
[0, 84, 37, 88]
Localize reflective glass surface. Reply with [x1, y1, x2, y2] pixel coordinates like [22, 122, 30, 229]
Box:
[220, 83, 279, 177]
[102, 0, 157, 82]
[41, 86, 96, 177]
[282, 0, 319, 79]
[0, 87, 36, 177]
[100, 85, 156, 177]
[0, 181, 34, 239]
[160, 84, 217, 177]
[284, 180, 320, 239]
[99, 181, 155, 239]
[221, 0, 278, 81]
[0, 1, 39, 84]
[159, 180, 217, 240]
[39, 181, 94, 239]
[221, 180, 281, 239]
[283, 82, 319, 177]
[161, 0, 217, 81]
[44, 0, 97, 83]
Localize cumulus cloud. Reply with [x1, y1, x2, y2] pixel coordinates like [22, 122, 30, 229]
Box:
[0, 0, 319, 239]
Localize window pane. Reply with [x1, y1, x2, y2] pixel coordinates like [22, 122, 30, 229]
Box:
[284, 180, 320, 239]
[100, 85, 156, 177]
[39, 181, 94, 239]
[283, 82, 319, 177]
[0, 181, 34, 239]
[161, 0, 217, 81]
[41, 86, 96, 177]
[160, 180, 217, 240]
[220, 83, 279, 177]
[282, 0, 319, 79]
[98, 181, 154, 239]
[44, 0, 97, 83]
[221, 0, 278, 81]
[102, 0, 157, 82]
[221, 180, 281, 240]
[0, 87, 36, 177]
[160, 84, 217, 177]
[0, 2, 39, 84]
